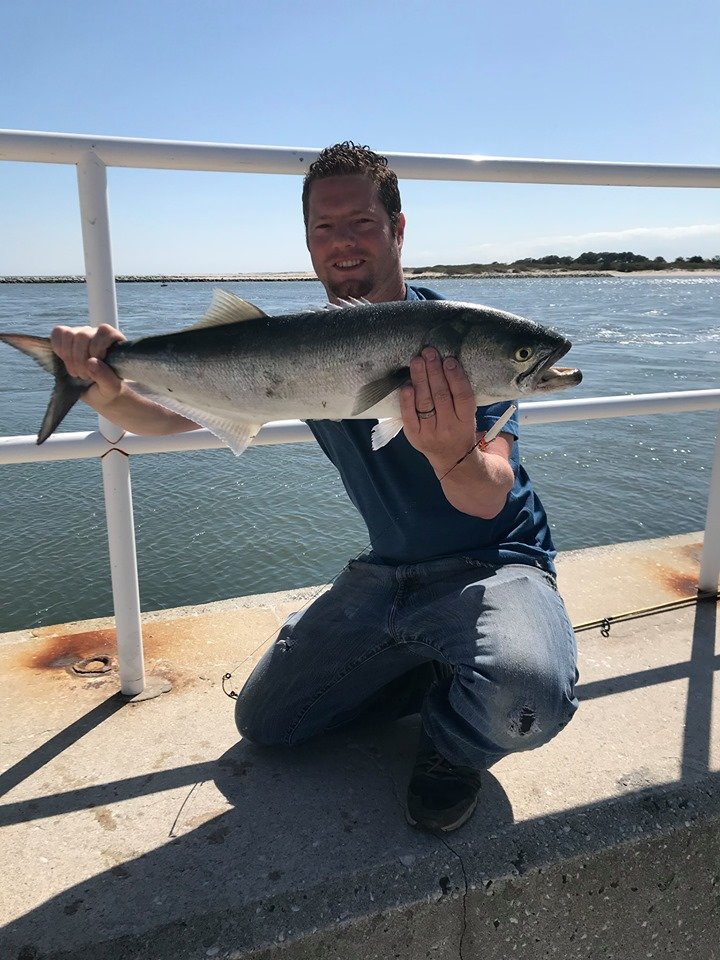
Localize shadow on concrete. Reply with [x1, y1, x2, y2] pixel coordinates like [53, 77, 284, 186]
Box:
[575, 598, 718, 782]
[0, 692, 127, 800]
[2, 600, 718, 958]
[575, 652, 720, 702]
[681, 596, 717, 779]
[0, 715, 514, 959]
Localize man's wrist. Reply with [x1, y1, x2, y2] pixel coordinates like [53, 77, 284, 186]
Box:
[431, 443, 483, 481]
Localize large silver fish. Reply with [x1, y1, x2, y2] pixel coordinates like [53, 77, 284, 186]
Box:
[0, 291, 582, 454]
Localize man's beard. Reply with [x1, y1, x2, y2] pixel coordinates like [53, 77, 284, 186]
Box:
[327, 276, 374, 300]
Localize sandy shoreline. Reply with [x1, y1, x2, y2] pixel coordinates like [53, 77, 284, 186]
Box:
[1, 269, 718, 283]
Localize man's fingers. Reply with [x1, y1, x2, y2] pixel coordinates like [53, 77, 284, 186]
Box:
[71, 331, 93, 378]
[399, 383, 419, 430]
[442, 356, 477, 422]
[422, 348, 453, 414]
[50, 324, 125, 381]
[409, 353, 434, 416]
[89, 324, 126, 360]
[50, 326, 76, 375]
[86, 358, 123, 399]
[409, 349, 475, 425]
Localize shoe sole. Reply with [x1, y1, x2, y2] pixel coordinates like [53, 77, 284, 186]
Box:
[405, 794, 479, 833]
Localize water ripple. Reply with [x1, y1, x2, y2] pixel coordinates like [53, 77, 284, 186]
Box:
[1, 278, 718, 631]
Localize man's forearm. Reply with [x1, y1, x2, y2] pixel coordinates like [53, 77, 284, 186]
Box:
[87, 384, 200, 435]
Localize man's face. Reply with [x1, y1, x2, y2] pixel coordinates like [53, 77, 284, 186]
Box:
[305, 175, 406, 303]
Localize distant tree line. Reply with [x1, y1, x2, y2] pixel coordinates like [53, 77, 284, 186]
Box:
[407, 252, 720, 275]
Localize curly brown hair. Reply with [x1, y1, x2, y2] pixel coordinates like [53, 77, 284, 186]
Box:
[302, 141, 402, 231]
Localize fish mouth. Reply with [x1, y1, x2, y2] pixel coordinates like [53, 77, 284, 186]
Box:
[517, 340, 583, 393]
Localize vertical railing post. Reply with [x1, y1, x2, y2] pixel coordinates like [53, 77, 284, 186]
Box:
[699, 415, 720, 593]
[76, 151, 145, 696]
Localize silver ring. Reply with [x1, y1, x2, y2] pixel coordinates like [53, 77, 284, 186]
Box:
[416, 407, 436, 419]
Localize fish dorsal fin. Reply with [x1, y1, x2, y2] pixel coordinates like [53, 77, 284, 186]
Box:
[335, 297, 372, 308]
[184, 289, 268, 331]
[351, 366, 410, 416]
[320, 297, 371, 311]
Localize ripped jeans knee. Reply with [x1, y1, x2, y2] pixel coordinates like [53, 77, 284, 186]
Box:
[485, 680, 578, 755]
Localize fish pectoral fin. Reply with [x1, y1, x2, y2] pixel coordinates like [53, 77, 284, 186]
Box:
[130, 384, 262, 456]
[422, 321, 467, 357]
[184, 289, 268, 331]
[351, 367, 410, 416]
[371, 418, 404, 451]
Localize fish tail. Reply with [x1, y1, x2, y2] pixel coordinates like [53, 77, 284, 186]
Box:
[0, 333, 92, 443]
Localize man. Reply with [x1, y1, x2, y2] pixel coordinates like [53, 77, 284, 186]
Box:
[51, 142, 578, 833]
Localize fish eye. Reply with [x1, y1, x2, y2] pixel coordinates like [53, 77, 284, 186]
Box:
[514, 346, 535, 362]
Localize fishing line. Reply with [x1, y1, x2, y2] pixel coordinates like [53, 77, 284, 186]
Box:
[221, 404, 518, 698]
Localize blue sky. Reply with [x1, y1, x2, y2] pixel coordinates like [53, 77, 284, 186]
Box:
[1, 0, 719, 274]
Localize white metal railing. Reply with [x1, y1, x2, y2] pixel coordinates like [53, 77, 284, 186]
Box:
[1, 129, 719, 697]
[4, 130, 720, 187]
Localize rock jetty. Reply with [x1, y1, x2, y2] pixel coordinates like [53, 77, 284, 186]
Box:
[0, 273, 319, 283]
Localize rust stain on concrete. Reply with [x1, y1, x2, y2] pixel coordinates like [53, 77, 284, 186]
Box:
[6, 606, 278, 701]
[20, 629, 117, 671]
[11, 614, 245, 693]
[647, 542, 701, 599]
[637, 543, 701, 601]
[658, 567, 699, 597]
[20, 619, 193, 673]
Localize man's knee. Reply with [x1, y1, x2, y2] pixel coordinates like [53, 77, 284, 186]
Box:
[484, 675, 578, 753]
[502, 693, 577, 750]
[234, 689, 290, 746]
[232, 636, 299, 746]
[450, 656, 578, 754]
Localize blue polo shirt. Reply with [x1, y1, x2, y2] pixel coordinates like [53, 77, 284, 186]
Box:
[307, 285, 557, 573]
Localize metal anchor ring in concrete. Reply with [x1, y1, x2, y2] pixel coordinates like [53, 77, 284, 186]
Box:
[71, 654, 113, 675]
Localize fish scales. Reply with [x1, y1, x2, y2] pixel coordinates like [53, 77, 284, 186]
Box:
[114, 302, 441, 421]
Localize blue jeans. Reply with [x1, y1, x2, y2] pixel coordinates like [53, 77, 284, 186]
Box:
[235, 558, 579, 770]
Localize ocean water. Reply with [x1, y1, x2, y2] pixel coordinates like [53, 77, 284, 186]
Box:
[0, 276, 718, 632]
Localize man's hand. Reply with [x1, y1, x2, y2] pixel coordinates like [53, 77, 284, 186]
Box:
[50, 323, 126, 404]
[50, 322, 199, 436]
[398, 347, 515, 518]
[399, 348, 478, 474]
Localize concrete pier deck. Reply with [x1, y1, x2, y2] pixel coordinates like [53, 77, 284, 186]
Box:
[1, 532, 718, 959]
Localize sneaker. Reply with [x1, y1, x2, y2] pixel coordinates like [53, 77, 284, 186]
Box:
[406, 738, 482, 832]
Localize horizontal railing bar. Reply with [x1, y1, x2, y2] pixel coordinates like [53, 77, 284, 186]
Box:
[518, 389, 720, 424]
[2, 390, 720, 466]
[1, 130, 720, 188]
[0, 420, 308, 464]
